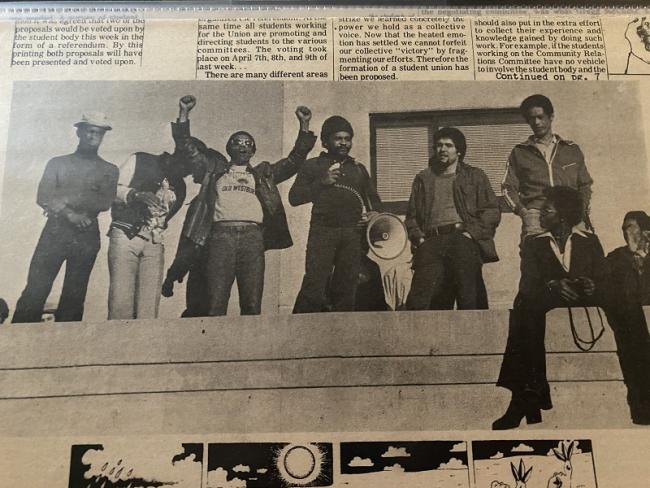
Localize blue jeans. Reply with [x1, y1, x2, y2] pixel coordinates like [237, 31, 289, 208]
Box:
[206, 222, 265, 316]
[107, 227, 165, 320]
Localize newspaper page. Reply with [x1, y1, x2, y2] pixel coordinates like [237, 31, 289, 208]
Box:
[0, 3, 649, 487]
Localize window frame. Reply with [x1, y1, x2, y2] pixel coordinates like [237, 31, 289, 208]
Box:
[369, 107, 526, 215]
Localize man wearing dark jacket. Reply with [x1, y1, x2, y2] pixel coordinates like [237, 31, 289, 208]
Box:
[162, 95, 316, 316]
[604, 211, 650, 425]
[290, 115, 382, 313]
[405, 127, 500, 310]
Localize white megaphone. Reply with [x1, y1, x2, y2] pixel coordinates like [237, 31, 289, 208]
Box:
[366, 212, 408, 260]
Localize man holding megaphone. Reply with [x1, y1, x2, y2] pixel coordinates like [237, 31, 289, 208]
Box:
[405, 127, 500, 310]
[290, 115, 382, 313]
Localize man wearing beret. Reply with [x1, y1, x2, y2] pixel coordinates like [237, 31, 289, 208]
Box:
[290, 115, 382, 313]
[13, 113, 119, 323]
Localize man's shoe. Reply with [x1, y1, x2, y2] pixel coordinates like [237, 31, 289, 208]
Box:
[492, 396, 541, 430]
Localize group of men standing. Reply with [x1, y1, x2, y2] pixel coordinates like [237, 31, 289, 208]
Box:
[8, 93, 596, 322]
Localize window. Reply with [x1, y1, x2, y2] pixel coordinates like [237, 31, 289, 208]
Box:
[370, 109, 531, 214]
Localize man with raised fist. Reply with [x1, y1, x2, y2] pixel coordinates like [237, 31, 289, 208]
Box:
[162, 95, 316, 316]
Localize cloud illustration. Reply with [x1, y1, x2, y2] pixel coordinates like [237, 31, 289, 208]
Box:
[383, 463, 405, 472]
[233, 464, 250, 473]
[511, 443, 534, 453]
[381, 446, 411, 458]
[490, 452, 505, 459]
[438, 457, 466, 470]
[208, 468, 246, 488]
[348, 456, 374, 467]
[450, 442, 467, 453]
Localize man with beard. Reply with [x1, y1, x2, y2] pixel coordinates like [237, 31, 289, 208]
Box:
[290, 115, 382, 313]
[405, 127, 500, 310]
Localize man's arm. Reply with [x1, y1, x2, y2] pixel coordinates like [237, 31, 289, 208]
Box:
[115, 154, 137, 204]
[404, 177, 425, 246]
[575, 146, 593, 216]
[288, 159, 324, 206]
[84, 163, 120, 214]
[359, 163, 382, 212]
[502, 149, 524, 215]
[270, 107, 317, 184]
[464, 169, 501, 241]
[36, 158, 63, 213]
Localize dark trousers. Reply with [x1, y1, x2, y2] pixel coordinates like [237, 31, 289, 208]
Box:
[294, 224, 361, 313]
[13, 218, 100, 323]
[205, 223, 265, 316]
[406, 232, 486, 310]
[182, 265, 210, 318]
[496, 295, 554, 409]
[605, 304, 650, 422]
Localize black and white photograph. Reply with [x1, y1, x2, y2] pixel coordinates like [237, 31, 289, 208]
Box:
[0, 80, 648, 433]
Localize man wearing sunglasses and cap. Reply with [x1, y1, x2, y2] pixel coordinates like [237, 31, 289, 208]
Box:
[13, 112, 119, 323]
[164, 95, 316, 316]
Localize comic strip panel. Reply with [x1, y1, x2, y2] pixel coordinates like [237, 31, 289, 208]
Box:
[472, 439, 597, 488]
[68, 442, 204, 488]
[206, 442, 333, 488]
[340, 441, 469, 488]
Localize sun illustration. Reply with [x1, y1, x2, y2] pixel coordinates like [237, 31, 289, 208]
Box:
[276, 443, 323, 486]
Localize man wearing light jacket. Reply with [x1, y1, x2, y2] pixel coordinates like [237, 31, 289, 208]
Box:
[503, 94, 593, 241]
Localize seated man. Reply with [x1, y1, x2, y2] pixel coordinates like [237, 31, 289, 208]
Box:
[163, 95, 316, 316]
[494, 186, 606, 430]
[405, 127, 500, 310]
[604, 211, 650, 425]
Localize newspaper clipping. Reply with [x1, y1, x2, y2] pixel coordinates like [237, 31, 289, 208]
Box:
[0, 5, 649, 488]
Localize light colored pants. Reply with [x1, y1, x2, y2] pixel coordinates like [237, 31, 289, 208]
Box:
[108, 227, 164, 320]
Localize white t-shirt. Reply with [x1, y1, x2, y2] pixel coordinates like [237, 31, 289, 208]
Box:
[213, 166, 264, 223]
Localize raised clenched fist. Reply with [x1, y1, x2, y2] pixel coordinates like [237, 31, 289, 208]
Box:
[179, 95, 197, 112]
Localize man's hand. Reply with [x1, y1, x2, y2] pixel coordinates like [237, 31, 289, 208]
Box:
[65, 209, 92, 230]
[549, 278, 580, 302]
[179, 95, 197, 122]
[161, 277, 175, 298]
[296, 106, 312, 132]
[578, 277, 596, 297]
[321, 164, 341, 185]
[47, 198, 67, 215]
[365, 210, 379, 222]
[131, 191, 162, 209]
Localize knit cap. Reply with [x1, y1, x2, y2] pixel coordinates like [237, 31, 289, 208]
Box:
[320, 116, 354, 142]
